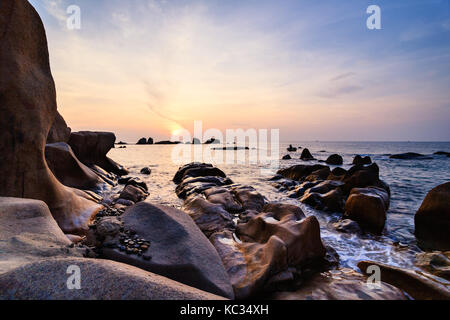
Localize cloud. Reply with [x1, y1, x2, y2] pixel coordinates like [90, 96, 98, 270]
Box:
[317, 85, 364, 99]
[331, 72, 356, 82]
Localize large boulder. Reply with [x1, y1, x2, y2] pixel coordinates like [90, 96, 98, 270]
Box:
[0, 0, 101, 235]
[47, 111, 71, 143]
[173, 163, 214, 184]
[277, 164, 328, 181]
[68, 131, 128, 176]
[45, 143, 105, 191]
[0, 199, 223, 300]
[415, 182, 450, 250]
[271, 269, 406, 300]
[210, 230, 288, 300]
[101, 202, 234, 299]
[353, 155, 372, 166]
[390, 152, 432, 160]
[300, 148, 315, 161]
[326, 154, 343, 165]
[344, 187, 389, 234]
[358, 261, 450, 300]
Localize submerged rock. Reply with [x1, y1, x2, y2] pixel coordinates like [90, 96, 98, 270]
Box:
[389, 152, 432, 160]
[415, 182, 450, 250]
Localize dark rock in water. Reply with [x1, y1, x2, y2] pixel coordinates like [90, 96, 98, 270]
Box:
[69, 131, 129, 176]
[45, 143, 105, 190]
[181, 166, 227, 182]
[390, 152, 432, 160]
[119, 185, 148, 203]
[116, 141, 127, 145]
[155, 140, 182, 145]
[271, 268, 406, 300]
[344, 187, 389, 234]
[205, 187, 243, 213]
[175, 176, 233, 199]
[326, 154, 343, 165]
[415, 182, 450, 251]
[277, 164, 328, 181]
[192, 138, 201, 144]
[341, 163, 388, 195]
[101, 202, 234, 299]
[333, 219, 363, 234]
[118, 177, 132, 185]
[137, 138, 147, 145]
[434, 151, 450, 156]
[304, 167, 331, 182]
[212, 146, 249, 150]
[300, 189, 344, 213]
[147, 138, 154, 145]
[173, 163, 214, 184]
[47, 112, 71, 144]
[287, 145, 297, 152]
[125, 177, 148, 191]
[0, 0, 101, 235]
[328, 167, 347, 180]
[204, 138, 220, 144]
[300, 148, 315, 161]
[353, 155, 372, 165]
[358, 261, 450, 300]
[282, 155, 292, 160]
[140, 167, 151, 175]
[210, 230, 289, 300]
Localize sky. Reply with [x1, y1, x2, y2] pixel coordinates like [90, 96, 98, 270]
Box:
[29, 0, 450, 142]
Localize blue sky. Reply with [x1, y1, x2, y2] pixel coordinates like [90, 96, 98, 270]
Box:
[29, 0, 450, 141]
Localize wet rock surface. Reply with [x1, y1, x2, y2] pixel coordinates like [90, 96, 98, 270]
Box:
[415, 182, 450, 251]
[173, 163, 330, 299]
[273, 162, 391, 234]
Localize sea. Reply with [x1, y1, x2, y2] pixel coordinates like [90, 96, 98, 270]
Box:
[108, 141, 450, 273]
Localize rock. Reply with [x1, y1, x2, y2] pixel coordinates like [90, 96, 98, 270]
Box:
[0, 257, 224, 300]
[415, 182, 450, 250]
[147, 138, 154, 145]
[124, 177, 148, 191]
[344, 187, 389, 234]
[304, 167, 331, 182]
[287, 145, 297, 152]
[137, 138, 147, 145]
[353, 155, 372, 166]
[236, 205, 326, 267]
[173, 163, 214, 184]
[192, 138, 201, 144]
[101, 202, 234, 299]
[47, 111, 71, 144]
[277, 164, 328, 181]
[155, 140, 182, 145]
[0, 0, 101, 235]
[204, 138, 220, 144]
[326, 154, 343, 165]
[271, 268, 406, 300]
[96, 217, 122, 238]
[140, 167, 151, 175]
[205, 187, 243, 213]
[68, 131, 129, 176]
[390, 152, 432, 160]
[232, 186, 267, 212]
[119, 185, 148, 203]
[210, 230, 288, 300]
[341, 163, 388, 195]
[182, 195, 235, 237]
[282, 155, 292, 160]
[358, 261, 450, 300]
[415, 251, 450, 280]
[300, 148, 315, 161]
[182, 166, 227, 182]
[300, 188, 345, 213]
[434, 151, 450, 156]
[333, 219, 362, 233]
[175, 176, 233, 199]
[45, 143, 104, 190]
[327, 167, 348, 180]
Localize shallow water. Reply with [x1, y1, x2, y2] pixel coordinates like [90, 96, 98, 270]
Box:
[108, 141, 450, 272]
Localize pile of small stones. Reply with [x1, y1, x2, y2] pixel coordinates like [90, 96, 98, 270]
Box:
[118, 229, 152, 261]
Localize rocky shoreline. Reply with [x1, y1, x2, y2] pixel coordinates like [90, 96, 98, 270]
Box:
[0, 0, 448, 300]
